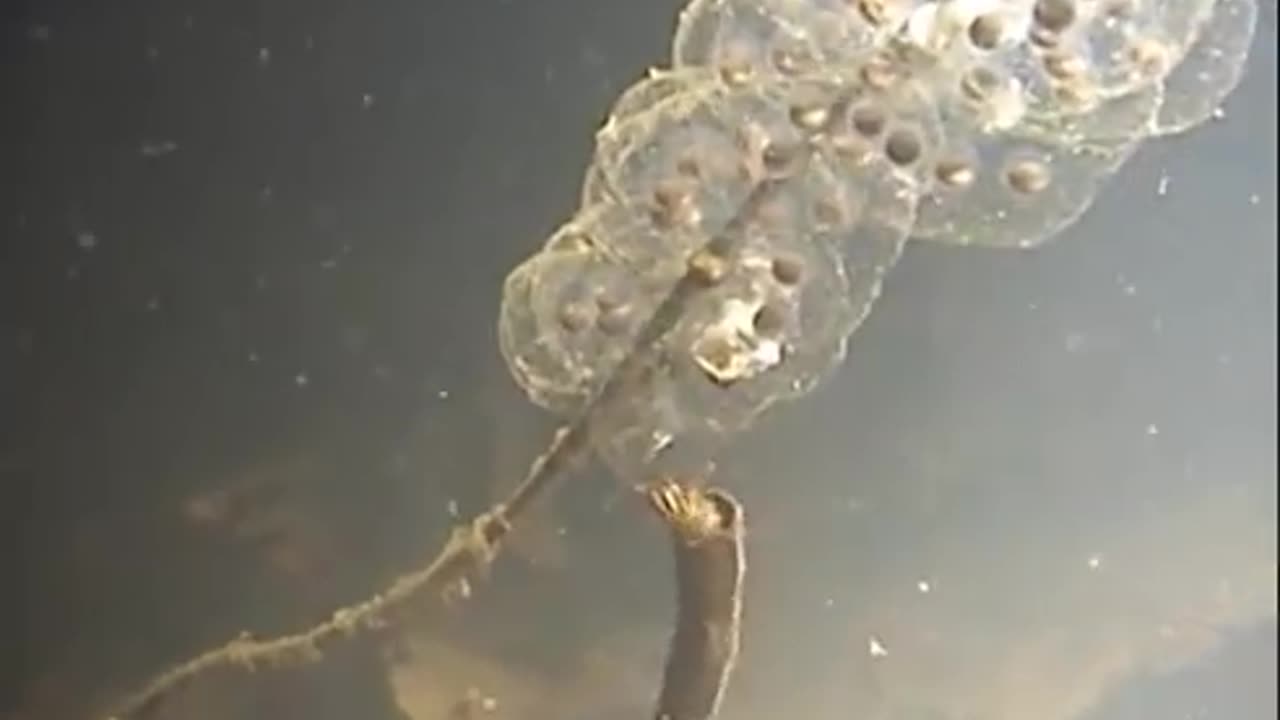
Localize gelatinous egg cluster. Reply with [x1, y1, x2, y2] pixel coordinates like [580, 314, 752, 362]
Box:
[498, 0, 1256, 473]
[672, 0, 1256, 247]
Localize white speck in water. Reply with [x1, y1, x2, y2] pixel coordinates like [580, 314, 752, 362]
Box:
[1064, 332, 1085, 353]
[460, 687, 499, 713]
[1151, 315, 1164, 334]
[76, 230, 98, 250]
[361, 93, 375, 109]
[1027, 302, 1039, 312]
[294, 372, 309, 387]
[645, 431, 675, 463]
[1088, 554, 1103, 570]
[248, 351, 260, 364]
[145, 296, 160, 311]
[1116, 274, 1138, 296]
[868, 635, 889, 658]
[257, 47, 271, 65]
[1146, 423, 1160, 436]
[1211, 106, 1226, 120]
[916, 580, 931, 594]
[437, 389, 450, 400]
[1156, 174, 1170, 196]
[1249, 193, 1261, 205]
[451, 577, 472, 600]
[140, 140, 178, 157]
[823, 597, 836, 609]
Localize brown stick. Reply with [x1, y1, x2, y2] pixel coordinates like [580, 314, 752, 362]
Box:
[102, 509, 506, 719]
[100, 171, 795, 720]
[646, 479, 747, 720]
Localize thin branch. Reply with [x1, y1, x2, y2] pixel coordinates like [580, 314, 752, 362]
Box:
[102, 168, 794, 720]
[104, 509, 507, 719]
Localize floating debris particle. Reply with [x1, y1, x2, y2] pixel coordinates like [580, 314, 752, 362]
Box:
[868, 635, 889, 658]
[140, 140, 178, 157]
[1064, 331, 1086, 353]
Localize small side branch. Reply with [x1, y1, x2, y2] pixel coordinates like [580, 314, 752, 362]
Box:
[103, 509, 510, 719]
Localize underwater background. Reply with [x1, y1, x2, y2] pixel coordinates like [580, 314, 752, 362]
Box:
[1, 0, 1275, 718]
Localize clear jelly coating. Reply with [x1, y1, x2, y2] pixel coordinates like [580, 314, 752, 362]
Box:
[496, 0, 1256, 475]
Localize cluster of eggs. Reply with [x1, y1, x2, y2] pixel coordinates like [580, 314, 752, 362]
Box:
[497, 0, 1256, 474]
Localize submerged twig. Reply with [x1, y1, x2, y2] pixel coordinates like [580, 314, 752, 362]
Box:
[102, 174, 793, 719]
[646, 479, 746, 720]
[103, 511, 506, 719]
